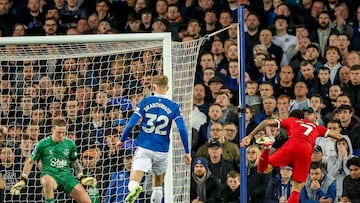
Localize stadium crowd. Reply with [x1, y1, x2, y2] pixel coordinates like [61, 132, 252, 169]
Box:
[0, 0, 360, 202]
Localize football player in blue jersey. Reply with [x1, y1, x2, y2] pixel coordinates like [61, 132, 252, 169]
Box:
[117, 75, 192, 203]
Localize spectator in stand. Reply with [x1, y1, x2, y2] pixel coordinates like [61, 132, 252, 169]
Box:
[327, 135, 353, 202]
[139, 7, 153, 32]
[259, 81, 275, 101]
[309, 10, 339, 58]
[333, 3, 353, 39]
[290, 81, 310, 111]
[300, 161, 337, 202]
[190, 157, 222, 203]
[245, 80, 262, 118]
[323, 84, 342, 115]
[206, 140, 235, 183]
[350, 5, 360, 51]
[43, 18, 59, 36]
[151, 17, 166, 33]
[207, 76, 223, 103]
[337, 34, 351, 60]
[19, 0, 45, 34]
[288, 33, 311, 69]
[258, 57, 280, 87]
[274, 65, 295, 99]
[245, 13, 261, 54]
[245, 105, 257, 136]
[223, 122, 238, 145]
[340, 156, 360, 203]
[254, 96, 277, 124]
[323, 46, 342, 85]
[258, 28, 287, 67]
[345, 51, 360, 68]
[195, 52, 216, 85]
[193, 83, 210, 115]
[246, 144, 272, 203]
[59, 0, 88, 29]
[211, 38, 227, 69]
[317, 67, 331, 104]
[95, 0, 121, 31]
[343, 64, 360, 116]
[15, 95, 32, 126]
[265, 166, 293, 203]
[97, 19, 112, 34]
[87, 13, 100, 33]
[165, 4, 186, 41]
[221, 170, 240, 203]
[309, 94, 327, 125]
[223, 60, 239, 93]
[201, 9, 218, 36]
[247, 44, 269, 81]
[0, 0, 18, 36]
[272, 15, 297, 56]
[316, 120, 340, 161]
[154, 0, 167, 19]
[0, 146, 22, 202]
[75, 18, 90, 34]
[197, 122, 240, 166]
[215, 91, 238, 124]
[299, 60, 319, 97]
[302, 43, 323, 75]
[12, 23, 26, 36]
[273, 94, 291, 119]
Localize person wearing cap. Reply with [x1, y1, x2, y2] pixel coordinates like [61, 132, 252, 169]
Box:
[265, 166, 293, 203]
[327, 135, 353, 202]
[311, 145, 327, 168]
[300, 162, 336, 202]
[241, 109, 343, 203]
[190, 157, 222, 202]
[340, 156, 360, 202]
[272, 15, 297, 55]
[303, 106, 318, 123]
[207, 76, 224, 103]
[117, 75, 191, 203]
[151, 17, 166, 33]
[206, 140, 234, 184]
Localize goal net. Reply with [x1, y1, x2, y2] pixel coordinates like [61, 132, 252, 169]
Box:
[0, 33, 201, 203]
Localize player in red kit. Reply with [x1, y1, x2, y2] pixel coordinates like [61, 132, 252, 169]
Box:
[240, 109, 343, 203]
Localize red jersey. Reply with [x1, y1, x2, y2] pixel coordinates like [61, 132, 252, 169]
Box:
[277, 117, 329, 146]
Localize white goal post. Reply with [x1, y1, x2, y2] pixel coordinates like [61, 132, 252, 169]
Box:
[0, 33, 201, 203]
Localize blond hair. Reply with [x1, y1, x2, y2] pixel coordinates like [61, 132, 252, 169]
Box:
[152, 75, 168, 87]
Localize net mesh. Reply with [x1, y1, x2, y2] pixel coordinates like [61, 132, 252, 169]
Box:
[0, 35, 201, 203]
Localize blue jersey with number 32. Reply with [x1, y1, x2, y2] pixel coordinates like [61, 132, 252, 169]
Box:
[127, 94, 187, 152]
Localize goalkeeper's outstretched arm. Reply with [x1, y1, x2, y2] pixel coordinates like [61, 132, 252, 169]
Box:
[22, 158, 36, 179]
[11, 158, 35, 195]
[72, 159, 97, 187]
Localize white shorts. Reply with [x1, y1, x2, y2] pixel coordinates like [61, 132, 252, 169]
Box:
[132, 147, 168, 175]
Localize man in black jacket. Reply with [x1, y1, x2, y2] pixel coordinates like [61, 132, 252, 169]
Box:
[190, 157, 222, 203]
[340, 156, 360, 203]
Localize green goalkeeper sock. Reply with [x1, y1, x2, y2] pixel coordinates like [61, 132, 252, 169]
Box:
[45, 198, 55, 203]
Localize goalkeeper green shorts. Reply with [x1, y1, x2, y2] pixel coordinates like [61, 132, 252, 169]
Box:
[41, 173, 79, 196]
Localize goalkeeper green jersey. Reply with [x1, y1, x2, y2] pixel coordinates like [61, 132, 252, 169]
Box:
[30, 136, 77, 177]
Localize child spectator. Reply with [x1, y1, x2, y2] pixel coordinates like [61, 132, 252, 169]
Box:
[221, 170, 240, 203]
[245, 80, 262, 118]
[317, 66, 332, 103]
[323, 46, 342, 84]
[97, 19, 111, 34]
[265, 166, 293, 203]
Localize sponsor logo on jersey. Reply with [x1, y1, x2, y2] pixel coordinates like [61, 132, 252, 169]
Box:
[50, 158, 67, 168]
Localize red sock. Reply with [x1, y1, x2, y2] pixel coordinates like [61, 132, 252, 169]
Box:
[257, 148, 270, 172]
[288, 191, 300, 203]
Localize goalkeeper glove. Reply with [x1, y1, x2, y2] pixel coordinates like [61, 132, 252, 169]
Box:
[10, 174, 27, 195]
[77, 173, 97, 187]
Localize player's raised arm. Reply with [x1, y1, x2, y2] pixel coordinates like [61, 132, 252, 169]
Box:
[240, 119, 278, 147]
[327, 130, 343, 140]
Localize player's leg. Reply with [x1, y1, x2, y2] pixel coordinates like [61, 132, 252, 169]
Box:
[126, 147, 151, 203]
[151, 173, 165, 203]
[150, 150, 168, 203]
[70, 184, 92, 203]
[40, 175, 58, 203]
[287, 181, 305, 203]
[255, 136, 276, 172]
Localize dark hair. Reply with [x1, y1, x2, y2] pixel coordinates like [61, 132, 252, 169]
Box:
[346, 156, 360, 169]
[289, 109, 304, 119]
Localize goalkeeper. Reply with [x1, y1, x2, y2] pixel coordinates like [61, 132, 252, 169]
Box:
[10, 119, 97, 203]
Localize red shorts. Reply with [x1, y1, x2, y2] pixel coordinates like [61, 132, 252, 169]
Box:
[269, 141, 312, 182]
